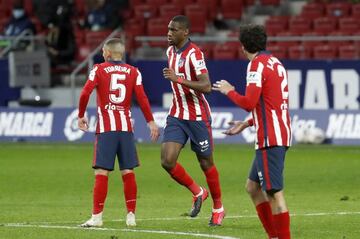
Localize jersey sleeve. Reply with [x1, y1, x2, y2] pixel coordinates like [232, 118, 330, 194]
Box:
[190, 49, 208, 75]
[78, 65, 99, 118]
[226, 60, 263, 112]
[134, 69, 154, 122]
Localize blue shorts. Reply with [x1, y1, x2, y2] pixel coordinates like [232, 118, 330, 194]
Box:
[93, 131, 139, 171]
[162, 116, 213, 157]
[249, 146, 288, 192]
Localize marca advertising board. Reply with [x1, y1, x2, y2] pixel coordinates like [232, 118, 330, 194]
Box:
[0, 107, 359, 145]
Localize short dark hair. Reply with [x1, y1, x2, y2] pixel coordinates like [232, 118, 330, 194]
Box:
[239, 25, 267, 54]
[171, 15, 190, 30]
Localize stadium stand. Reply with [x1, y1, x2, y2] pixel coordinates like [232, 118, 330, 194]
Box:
[0, 0, 359, 93]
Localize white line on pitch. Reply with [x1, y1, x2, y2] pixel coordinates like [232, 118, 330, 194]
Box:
[2, 223, 240, 239]
[3, 211, 359, 225]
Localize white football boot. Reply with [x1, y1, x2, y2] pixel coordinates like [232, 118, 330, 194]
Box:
[126, 212, 136, 226]
[80, 212, 103, 227]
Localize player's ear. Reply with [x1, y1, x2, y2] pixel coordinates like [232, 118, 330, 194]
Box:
[184, 28, 189, 37]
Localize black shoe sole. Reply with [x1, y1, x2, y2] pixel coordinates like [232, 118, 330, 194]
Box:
[189, 196, 202, 217]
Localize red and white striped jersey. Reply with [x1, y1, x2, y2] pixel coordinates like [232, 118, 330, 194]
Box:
[78, 61, 154, 134]
[166, 41, 212, 121]
[248, 52, 292, 149]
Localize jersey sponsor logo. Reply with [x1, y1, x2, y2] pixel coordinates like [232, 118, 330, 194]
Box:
[104, 102, 124, 111]
[0, 112, 53, 137]
[88, 66, 98, 81]
[195, 59, 205, 68]
[246, 71, 261, 87]
[64, 109, 96, 141]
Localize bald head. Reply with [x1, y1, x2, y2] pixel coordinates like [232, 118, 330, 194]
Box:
[103, 38, 125, 61]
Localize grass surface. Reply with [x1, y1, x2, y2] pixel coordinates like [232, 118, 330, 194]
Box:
[0, 143, 359, 239]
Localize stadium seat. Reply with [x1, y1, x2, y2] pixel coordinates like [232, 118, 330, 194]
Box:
[265, 16, 289, 36]
[124, 19, 146, 50]
[326, 2, 351, 18]
[300, 2, 325, 20]
[184, 5, 207, 33]
[171, 0, 194, 7]
[351, 3, 360, 18]
[338, 44, 358, 60]
[85, 30, 113, 49]
[124, 18, 146, 36]
[301, 31, 325, 49]
[326, 31, 351, 49]
[130, 0, 145, 8]
[213, 43, 238, 60]
[146, 0, 169, 5]
[196, 0, 219, 20]
[338, 17, 359, 35]
[198, 43, 215, 59]
[267, 45, 287, 59]
[74, 28, 85, 45]
[159, 4, 183, 20]
[134, 4, 157, 19]
[76, 44, 91, 62]
[313, 17, 337, 35]
[276, 31, 300, 48]
[74, 0, 86, 17]
[288, 45, 312, 59]
[244, 0, 255, 6]
[288, 16, 312, 34]
[313, 44, 337, 59]
[260, 0, 280, 6]
[24, 0, 33, 16]
[146, 18, 169, 47]
[221, 0, 243, 19]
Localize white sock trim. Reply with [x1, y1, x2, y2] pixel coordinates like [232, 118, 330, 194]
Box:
[194, 187, 203, 197]
[212, 206, 224, 213]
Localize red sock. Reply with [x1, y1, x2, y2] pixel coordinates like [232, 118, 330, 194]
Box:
[169, 163, 201, 195]
[93, 174, 108, 214]
[256, 202, 277, 238]
[122, 172, 137, 213]
[204, 166, 222, 209]
[274, 211, 291, 239]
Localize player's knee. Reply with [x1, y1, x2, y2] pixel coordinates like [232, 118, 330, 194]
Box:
[161, 156, 176, 171]
[245, 182, 258, 195]
[198, 159, 213, 171]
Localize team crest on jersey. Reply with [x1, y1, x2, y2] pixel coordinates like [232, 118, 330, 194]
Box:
[178, 58, 186, 68]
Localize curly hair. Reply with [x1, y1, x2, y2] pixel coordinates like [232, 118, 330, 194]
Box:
[239, 25, 267, 54]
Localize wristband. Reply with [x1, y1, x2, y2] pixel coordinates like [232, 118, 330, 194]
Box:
[177, 77, 184, 84]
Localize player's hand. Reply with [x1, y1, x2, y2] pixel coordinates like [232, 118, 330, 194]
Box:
[78, 117, 89, 131]
[163, 68, 177, 82]
[223, 120, 249, 135]
[148, 121, 160, 142]
[212, 80, 235, 95]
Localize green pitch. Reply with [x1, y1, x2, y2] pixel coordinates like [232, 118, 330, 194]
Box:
[0, 143, 359, 239]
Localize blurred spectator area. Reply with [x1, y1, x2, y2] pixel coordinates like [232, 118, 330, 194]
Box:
[0, 0, 125, 62]
[0, 0, 359, 65]
[124, 0, 360, 60]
